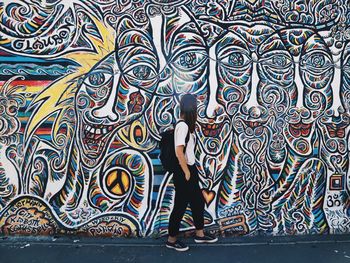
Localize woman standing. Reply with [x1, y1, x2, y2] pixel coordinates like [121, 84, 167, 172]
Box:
[166, 94, 218, 252]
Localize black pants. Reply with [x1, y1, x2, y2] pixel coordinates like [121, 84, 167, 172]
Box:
[168, 165, 205, 237]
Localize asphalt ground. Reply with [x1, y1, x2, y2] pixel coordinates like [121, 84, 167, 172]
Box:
[0, 234, 350, 263]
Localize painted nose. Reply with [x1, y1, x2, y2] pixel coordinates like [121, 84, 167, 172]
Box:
[294, 55, 305, 109]
[92, 107, 119, 122]
[329, 56, 342, 117]
[206, 42, 224, 119]
[241, 53, 261, 115]
[149, 13, 167, 71]
[92, 73, 120, 122]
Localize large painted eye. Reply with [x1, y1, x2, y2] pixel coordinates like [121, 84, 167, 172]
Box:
[221, 52, 250, 68]
[301, 52, 332, 73]
[84, 71, 112, 87]
[271, 55, 291, 67]
[89, 72, 105, 85]
[262, 54, 292, 68]
[309, 55, 325, 67]
[133, 65, 151, 79]
[127, 65, 155, 80]
[180, 52, 197, 68]
[173, 51, 206, 71]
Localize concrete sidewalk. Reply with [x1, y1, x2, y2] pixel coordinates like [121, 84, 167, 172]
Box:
[0, 234, 350, 263]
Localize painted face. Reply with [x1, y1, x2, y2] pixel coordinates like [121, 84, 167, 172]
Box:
[196, 30, 247, 156]
[282, 30, 334, 156]
[201, 25, 291, 145]
[233, 27, 295, 137]
[75, 18, 159, 167]
[317, 41, 350, 157]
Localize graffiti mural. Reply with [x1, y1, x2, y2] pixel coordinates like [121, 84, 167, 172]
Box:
[0, 0, 350, 237]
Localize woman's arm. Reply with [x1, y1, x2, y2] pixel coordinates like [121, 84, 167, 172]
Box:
[176, 146, 191, 181]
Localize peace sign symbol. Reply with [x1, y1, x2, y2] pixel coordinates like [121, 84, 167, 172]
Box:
[105, 168, 131, 197]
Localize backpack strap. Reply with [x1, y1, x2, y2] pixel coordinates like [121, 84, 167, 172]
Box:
[176, 120, 190, 153]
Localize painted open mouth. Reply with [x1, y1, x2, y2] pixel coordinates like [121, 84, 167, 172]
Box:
[199, 121, 226, 137]
[324, 123, 347, 138]
[288, 122, 312, 138]
[81, 121, 117, 158]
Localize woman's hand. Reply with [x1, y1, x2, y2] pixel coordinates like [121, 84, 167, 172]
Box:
[176, 145, 191, 181]
[185, 171, 191, 181]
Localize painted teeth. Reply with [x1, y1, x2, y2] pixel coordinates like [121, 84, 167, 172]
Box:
[85, 124, 111, 135]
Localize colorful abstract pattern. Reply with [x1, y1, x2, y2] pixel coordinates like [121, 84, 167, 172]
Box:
[0, 0, 350, 237]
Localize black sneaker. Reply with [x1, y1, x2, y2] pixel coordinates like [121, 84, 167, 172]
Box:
[194, 234, 218, 243]
[166, 240, 189, 252]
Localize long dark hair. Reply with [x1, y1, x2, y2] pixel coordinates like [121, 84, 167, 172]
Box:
[180, 94, 197, 133]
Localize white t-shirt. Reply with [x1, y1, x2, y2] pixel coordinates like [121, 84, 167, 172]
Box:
[174, 121, 196, 166]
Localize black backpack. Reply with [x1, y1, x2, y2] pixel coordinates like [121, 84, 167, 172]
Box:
[159, 121, 190, 173]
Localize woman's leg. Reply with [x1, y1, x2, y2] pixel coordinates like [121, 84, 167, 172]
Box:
[188, 165, 205, 236]
[168, 169, 189, 241]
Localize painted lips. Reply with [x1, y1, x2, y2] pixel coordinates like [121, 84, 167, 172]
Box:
[288, 122, 312, 138]
[199, 121, 225, 137]
[325, 123, 347, 138]
[82, 122, 116, 157]
[242, 119, 267, 129]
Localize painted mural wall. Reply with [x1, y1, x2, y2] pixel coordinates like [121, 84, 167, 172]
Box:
[0, 0, 350, 238]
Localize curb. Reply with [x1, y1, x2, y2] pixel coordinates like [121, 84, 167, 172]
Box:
[1, 234, 350, 247]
